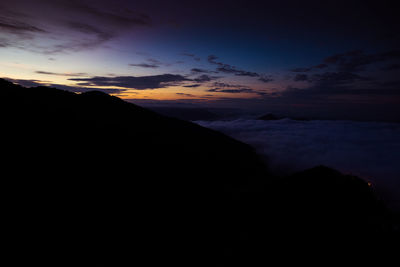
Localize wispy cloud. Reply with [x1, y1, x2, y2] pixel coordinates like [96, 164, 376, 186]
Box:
[35, 71, 88, 77]
[5, 77, 126, 94]
[183, 84, 201, 88]
[129, 58, 179, 69]
[207, 54, 260, 77]
[176, 92, 195, 97]
[191, 68, 213, 73]
[64, 1, 151, 27]
[206, 82, 263, 95]
[259, 76, 274, 83]
[181, 52, 201, 61]
[0, 16, 46, 34]
[290, 67, 312, 73]
[207, 88, 255, 93]
[0, 1, 152, 53]
[69, 74, 190, 90]
[193, 74, 219, 83]
[129, 63, 160, 68]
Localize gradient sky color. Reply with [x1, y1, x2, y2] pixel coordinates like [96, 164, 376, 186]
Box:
[1, 0, 400, 120]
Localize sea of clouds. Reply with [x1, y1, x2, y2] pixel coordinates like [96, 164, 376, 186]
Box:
[195, 119, 400, 210]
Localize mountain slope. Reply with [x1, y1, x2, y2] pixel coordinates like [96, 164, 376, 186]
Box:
[1, 78, 397, 265]
[1, 78, 267, 186]
[1, 78, 269, 264]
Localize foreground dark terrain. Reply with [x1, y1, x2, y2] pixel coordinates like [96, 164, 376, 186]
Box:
[1, 78, 398, 264]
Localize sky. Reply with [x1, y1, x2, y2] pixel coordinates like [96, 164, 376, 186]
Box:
[1, 0, 400, 121]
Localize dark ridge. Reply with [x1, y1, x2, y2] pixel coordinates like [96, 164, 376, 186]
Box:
[1, 78, 398, 265]
[258, 113, 310, 121]
[258, 113, 280, 120]
[147, 107, 220, 121]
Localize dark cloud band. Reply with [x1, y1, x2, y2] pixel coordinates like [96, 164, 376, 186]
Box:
[69, 74, 190, 90]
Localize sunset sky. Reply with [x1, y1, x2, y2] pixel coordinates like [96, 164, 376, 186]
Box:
[1, 0, 400, 120]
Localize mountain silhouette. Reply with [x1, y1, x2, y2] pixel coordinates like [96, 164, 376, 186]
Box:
[1, 78, 398, 265]
[148, 106, 220, 121]
[258, 113, 310, 121]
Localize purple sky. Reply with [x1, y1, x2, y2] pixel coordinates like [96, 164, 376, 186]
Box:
[1, 0, 400, 121]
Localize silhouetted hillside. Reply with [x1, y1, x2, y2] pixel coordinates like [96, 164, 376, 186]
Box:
[147, 107, 220, 121]
[1, 78, 398, 265]
[1, 78, 266, 186]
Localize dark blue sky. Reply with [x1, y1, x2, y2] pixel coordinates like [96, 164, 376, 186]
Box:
[1, 0, 400, 121]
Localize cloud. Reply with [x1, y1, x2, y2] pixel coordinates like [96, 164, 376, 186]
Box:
[183, 84, 201, 88]
[207, 55, 219, 64]
[281, 82, 400, 99]
[195, 119, 400, 210]
[314, 64, 328, 69]
[0, 1, 151, 53]
[69, 74, 190, 90]
[324, 53, 345, 64]
[207, 54, 260, 77]
[217, 66, 260, 77]
[50, 21, 116, 52]
[129, 63, 159, 68]
[324, 50, 375, 72]
[212, 82, 245, 88]
[0, 38, 11, 47]
[66, 21, 114, 41]
[64, 1, 151, 27]
[284, 50, 400, 101]
[259, 76, 274, 83]
[182, 52, 195, 57]
[291, 71, 369, 85]
[282, 86, 400, 98]
[35, 71, 88, 77]
[290, 49, 400, 75]
[275, 71, 400, 103]
[380, 80, 400, 87]
[207, 88, 255, 93]
[129, 58, 175, 68]
[6, 78, 46, 88]
[181, 52, 201, 61]
[290, 67, 312, 72]
[191, 68, 212, 73]
[193, 74, 217, 83]
[293, 74, 309, 82]
[323, 50, 400, 72]
[0, 13, 47, 49]
[207, 82, 259, 93]
[147, 58, 162, 65]
[176, 92, 195, 97]
[211, 82, 271, 96]
[311, 72, 369, 84]
[5, 77, 125, 94]
[0, 16, 45, 34]
[381, 64, 400, 71]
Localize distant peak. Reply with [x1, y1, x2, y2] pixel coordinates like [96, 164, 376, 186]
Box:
[80, 90, 111, 97]
[0, 78, 17, 87]
[258, 113, 280, 120]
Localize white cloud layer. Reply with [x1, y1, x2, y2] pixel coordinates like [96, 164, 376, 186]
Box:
[195, 119, 400, 210]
